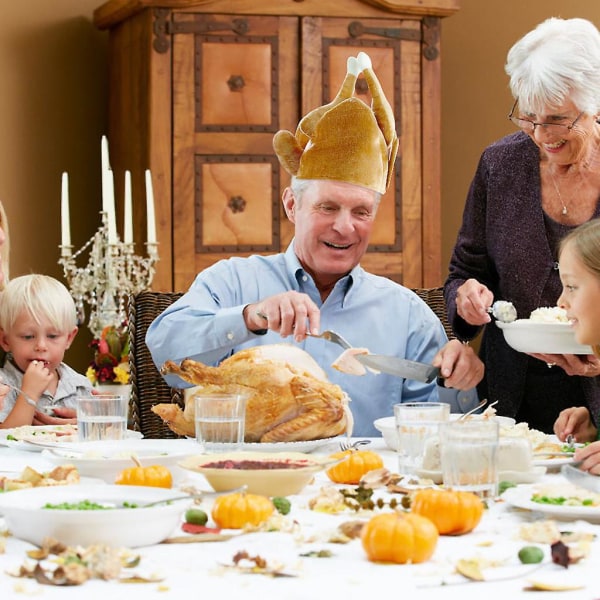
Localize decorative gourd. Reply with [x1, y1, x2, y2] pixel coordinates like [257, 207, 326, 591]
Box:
[361, 511, 438, 564]
[211, 492, 274, 529]
[114, 457, 173, 488]
[410, 488, 484, 535]
[326, 448, 384, 484]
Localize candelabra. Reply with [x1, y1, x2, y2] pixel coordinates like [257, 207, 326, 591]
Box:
[58, 212, 159, 338]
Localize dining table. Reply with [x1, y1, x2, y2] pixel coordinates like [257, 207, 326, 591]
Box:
[0, 435, 599, 600]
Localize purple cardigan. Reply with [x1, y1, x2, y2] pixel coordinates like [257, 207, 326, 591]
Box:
[444, 131, 600, 429]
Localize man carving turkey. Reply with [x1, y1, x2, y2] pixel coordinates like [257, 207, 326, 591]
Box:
[146, 52, 483, 437]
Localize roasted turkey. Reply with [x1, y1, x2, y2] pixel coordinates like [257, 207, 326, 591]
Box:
[151, 344, 352, 442]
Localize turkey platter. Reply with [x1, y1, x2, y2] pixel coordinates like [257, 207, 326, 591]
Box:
[151, 344, 352, 443]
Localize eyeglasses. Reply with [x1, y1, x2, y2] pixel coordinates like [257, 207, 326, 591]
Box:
[507, 99, 583, 134]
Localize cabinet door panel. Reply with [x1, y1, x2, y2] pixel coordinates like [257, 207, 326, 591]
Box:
[172, 14, 297, 289]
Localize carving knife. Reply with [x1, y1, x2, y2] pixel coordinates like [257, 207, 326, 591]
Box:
[355, 354, 440, 384]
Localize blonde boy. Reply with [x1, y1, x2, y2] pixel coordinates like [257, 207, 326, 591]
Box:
[0, 274, 92, 427]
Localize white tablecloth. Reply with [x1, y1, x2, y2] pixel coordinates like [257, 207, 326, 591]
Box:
[0, 438, 598, 599]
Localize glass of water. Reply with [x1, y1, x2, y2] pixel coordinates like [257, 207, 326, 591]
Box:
[193, 392, 247, 452]
[440, 419, 500, 499]
[77, 394, 128, 442]
[393, 402, 450, 476]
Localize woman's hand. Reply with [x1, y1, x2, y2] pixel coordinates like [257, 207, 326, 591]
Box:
[573, 441, 600, 474]
[530, 352, 600, 377]
[455, 279, 494, 326]
[554, 406, 597, 442]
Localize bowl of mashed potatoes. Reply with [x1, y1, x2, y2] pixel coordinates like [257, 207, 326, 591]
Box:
[496, 306, 593, 355]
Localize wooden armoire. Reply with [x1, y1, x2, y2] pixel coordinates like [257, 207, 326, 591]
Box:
[93, 0, 460, 292]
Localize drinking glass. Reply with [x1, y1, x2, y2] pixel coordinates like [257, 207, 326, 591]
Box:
[194, 393, 247, 452]
[393, 402, 450, 475]
[77, 394, 128, 442]
[440, 419, 500, 498]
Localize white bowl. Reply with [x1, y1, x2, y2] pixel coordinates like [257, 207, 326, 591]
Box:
[0, 484, 190, 547]
[41, 439, 198, 483]
[179, 451, 337, 496]
[496, 320, 592, 355]
[373, 414, 517, 451]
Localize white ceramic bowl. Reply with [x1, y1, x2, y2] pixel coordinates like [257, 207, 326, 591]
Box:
[496, 320, 592, 355]
[41, 439, 198, 483]
[373, 414, 517, 451]
[0, 484, 190, 547]
[178, 451, 336, 496]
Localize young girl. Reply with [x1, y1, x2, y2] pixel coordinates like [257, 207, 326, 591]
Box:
[554, 218, 600, 473]
[0, 274, 93, 427]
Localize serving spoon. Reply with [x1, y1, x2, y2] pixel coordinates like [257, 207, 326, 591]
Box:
[488, 300, 517, 323]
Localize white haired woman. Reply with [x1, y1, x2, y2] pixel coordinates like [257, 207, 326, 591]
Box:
[445, 17, 600, 433]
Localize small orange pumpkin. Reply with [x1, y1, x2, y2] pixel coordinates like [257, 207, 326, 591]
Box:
[361, 511, 438, 564]
[326, 448, 384, 484]
[410, 488, 484, 535]
[211, 492, 274, 529]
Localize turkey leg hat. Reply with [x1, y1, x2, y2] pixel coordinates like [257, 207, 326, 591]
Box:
[273, 52, 398, 195]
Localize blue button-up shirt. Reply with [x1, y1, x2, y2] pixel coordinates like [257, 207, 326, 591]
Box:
[146, 242, 477, 436]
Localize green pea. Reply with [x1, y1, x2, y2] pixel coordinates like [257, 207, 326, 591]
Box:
[518, 545, 544, 564]
[185, 507, 208, 525]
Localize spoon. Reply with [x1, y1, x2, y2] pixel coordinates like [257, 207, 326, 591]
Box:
[488, 300, 517, 323]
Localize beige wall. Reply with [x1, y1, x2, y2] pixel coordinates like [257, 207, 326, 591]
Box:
[3, 1, 600, 372]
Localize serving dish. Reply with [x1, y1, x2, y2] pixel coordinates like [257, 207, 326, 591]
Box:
[496, 320, 592, 355]
[0, 484, 191, 547]
[373, 414, 516, 451]
[178, 451, 337, 496]
[41, 439, 198, 483]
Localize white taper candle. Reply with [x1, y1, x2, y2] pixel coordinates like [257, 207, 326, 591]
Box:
[124, 170, 133, 244]
[106, 169, 117, 245]
[60, 172, 71, 247]
[145, 169, 157, 245]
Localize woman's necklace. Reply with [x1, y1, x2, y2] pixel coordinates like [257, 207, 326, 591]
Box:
[548, 168, 583, 215]
[548, 169, 570, 215]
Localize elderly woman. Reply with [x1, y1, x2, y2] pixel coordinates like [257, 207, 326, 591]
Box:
[445, 17, 600, 434]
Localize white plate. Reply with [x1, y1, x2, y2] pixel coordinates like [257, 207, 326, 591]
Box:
[502, 483, 600, 523]
[240, 437, 338, 453]
[42, 439, 198, 483]
[0, 425, 142, 452]
[185, 437, 339, 453]
[415, 466, 546, 485]
[532, 455, 577, 468]
[496, 319, 592, 355]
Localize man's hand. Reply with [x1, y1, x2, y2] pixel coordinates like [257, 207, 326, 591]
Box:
[243, 291, 321, 341]
[433, 339, 484, 390]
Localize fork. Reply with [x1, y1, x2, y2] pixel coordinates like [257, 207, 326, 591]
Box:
[339, 439, 371, 451]
[307, 330, 352, 350]
[0, 381, 37, 408]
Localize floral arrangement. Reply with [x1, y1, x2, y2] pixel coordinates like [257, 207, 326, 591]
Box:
[86, 322, 130, 385]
